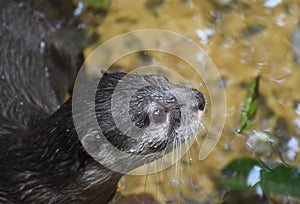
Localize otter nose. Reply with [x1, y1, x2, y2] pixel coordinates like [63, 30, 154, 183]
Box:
[193, 89, 205, 111]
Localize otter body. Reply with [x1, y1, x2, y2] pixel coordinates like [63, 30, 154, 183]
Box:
[0, 1, 118, 203]
[0, 1, 205, 203]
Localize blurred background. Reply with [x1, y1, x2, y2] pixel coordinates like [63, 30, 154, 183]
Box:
[79, 0, 300, 203]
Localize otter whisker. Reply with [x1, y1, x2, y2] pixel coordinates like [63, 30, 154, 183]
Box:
[199, 121, 205, 130]
[171, 139, 179, 180]
[171, 137, 177, 164]
[154, 161, 159, 199]
[123, 176, 137, 198]
[176, 138, 181, 181]
[185, 141, 195, 192]
[194, 132, 202, 148]
[143, 162, 149, 193]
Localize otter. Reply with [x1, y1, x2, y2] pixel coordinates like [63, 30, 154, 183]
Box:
[0, 1, 205, 203]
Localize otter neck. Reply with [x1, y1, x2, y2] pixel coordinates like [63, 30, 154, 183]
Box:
[21, 98, 122, 203]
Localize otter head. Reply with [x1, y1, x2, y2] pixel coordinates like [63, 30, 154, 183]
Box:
[95, 73, 205, 162]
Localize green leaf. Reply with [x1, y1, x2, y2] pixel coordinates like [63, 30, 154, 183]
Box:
[221, 158, 262, 191]
[86, 0, 112, 9]
[221, 158, 300, 198]
[261, 165, 300, 197]
[237, 76, 260, 133]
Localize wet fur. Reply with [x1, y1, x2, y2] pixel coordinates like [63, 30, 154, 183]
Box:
[0, 1, 205, 203]
[0, 1, 120, 203]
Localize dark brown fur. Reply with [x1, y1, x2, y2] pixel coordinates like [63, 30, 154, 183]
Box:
[0, 1, 205, 203]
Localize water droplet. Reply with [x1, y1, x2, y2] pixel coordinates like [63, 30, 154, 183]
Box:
[264, 0, 282, 8]
[294, 118, 300, 135]
[1, 75, 5, 80]
[195, 28, 215, 44]
[18, 2, 25, 8]
[77, 22, 86, 29]
[247, 165, 261, 187]
[74, 1, 84, 16]
[295, 103, 300, 115]
[287, 137, 300, 161]
[44, 66, 50, 78]
[40, 41, 46, 54]
[20, 101, 24, 106]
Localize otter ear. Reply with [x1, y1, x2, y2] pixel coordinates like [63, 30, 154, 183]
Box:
[130, 111, 150, 128]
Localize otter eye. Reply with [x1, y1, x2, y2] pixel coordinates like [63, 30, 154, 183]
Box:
[150, 107, 166, 123]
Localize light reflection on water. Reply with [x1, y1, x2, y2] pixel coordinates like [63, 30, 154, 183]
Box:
[83, 0, 300, 203]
